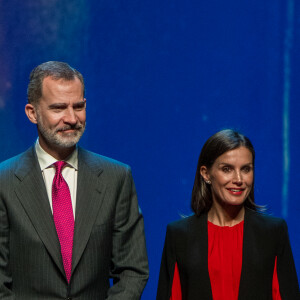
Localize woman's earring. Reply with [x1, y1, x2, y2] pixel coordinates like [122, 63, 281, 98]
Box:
[206, 180, 211, 184]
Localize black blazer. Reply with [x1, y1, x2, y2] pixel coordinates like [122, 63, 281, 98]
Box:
[156, 208, 300, 300]
[0, 146, 149, 299]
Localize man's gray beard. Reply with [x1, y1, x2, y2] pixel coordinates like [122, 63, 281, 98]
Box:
[36, 115, 85, 148]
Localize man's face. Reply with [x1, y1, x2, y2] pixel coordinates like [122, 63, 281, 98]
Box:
[31, 76, 86, 156]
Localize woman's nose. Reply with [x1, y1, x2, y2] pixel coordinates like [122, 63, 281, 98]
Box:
[232, 171, 242, 185]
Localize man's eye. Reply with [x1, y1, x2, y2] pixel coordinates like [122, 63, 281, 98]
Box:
[74, 106, 85, 111]
[74, 104, 85, 110]
[50, 106, 65, 111]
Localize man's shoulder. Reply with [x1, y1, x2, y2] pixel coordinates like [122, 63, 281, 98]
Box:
[78, 147, 131, 174]
[0, 147, 35, 175]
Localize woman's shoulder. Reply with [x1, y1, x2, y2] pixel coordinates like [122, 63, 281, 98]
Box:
[166, 213, 207, 234]
[245, 208, 287, 231]
[164, 214, 207, 249]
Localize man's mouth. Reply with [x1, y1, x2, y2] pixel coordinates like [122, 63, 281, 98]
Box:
[57, 125, 83, 133]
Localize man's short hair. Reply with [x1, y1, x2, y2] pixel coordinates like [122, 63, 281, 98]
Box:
[27, 61, 85, 106]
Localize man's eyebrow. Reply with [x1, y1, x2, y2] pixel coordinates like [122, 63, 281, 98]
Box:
[48, 103, 67, 109]
[48, 101, 85, 109]
[73, 101, 85, 107]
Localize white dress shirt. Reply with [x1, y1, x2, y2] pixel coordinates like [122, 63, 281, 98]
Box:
[35, 139, 78, 217]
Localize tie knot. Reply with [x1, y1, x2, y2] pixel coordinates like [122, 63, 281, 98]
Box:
[53, 161, 67, 174]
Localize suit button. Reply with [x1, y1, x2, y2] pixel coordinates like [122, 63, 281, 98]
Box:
[66, 298, 72, 300]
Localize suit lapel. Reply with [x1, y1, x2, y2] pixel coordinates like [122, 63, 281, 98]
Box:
[72, 148, 107, 273]
[14, 147, 65, 276]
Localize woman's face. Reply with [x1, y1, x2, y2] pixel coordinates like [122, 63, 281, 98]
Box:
[200, 146, 254, 208]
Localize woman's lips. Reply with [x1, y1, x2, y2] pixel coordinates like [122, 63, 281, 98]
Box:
[226, 188, 244, 195]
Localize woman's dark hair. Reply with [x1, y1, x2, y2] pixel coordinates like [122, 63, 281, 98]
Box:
[191, 129, 259, 215]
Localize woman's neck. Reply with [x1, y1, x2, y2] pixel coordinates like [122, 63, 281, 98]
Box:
[208, 204, 245, 227]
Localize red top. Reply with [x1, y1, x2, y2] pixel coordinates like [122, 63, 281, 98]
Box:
[170, 221, 282, 300]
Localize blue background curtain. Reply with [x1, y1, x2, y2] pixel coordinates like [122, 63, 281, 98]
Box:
[0, 1, 299, 299]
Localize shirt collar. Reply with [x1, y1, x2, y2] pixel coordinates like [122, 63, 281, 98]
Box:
[35, 139, 78, 171]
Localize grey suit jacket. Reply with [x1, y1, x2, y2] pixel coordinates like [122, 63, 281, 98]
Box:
[0, 146, 149, 299]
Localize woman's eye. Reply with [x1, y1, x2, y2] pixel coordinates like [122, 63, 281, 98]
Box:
[222, 167, 231, 173]
[243, 166, 252, 173]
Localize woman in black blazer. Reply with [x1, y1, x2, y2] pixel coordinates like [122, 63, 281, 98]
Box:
[156, 129, 299, 300]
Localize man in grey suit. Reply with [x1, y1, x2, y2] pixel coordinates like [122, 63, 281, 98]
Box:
[0, 61, 149, 299]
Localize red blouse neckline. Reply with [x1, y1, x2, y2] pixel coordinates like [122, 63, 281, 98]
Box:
[207, 220, 244, 229]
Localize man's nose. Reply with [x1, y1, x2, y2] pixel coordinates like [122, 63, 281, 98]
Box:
[64, 108, 77, 124]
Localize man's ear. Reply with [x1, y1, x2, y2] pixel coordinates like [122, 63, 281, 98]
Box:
[25, 104, 38, 124]
[200, 166, 210, 182]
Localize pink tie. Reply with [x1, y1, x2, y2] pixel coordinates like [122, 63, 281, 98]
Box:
[52, 161, 74, 283]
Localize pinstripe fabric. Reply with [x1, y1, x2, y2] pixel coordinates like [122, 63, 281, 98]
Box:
[0, 146, 149, 299]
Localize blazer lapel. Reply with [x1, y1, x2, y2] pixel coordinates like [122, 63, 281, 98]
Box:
[72, 148, 107, 274]
[238, 208, 257, 299]
[196, 214, 213, 300]
[187, 214, 213, 300]
[14, 147, 65, 276]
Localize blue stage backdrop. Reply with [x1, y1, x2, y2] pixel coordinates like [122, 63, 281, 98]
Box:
[0, 1, 299, 298]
